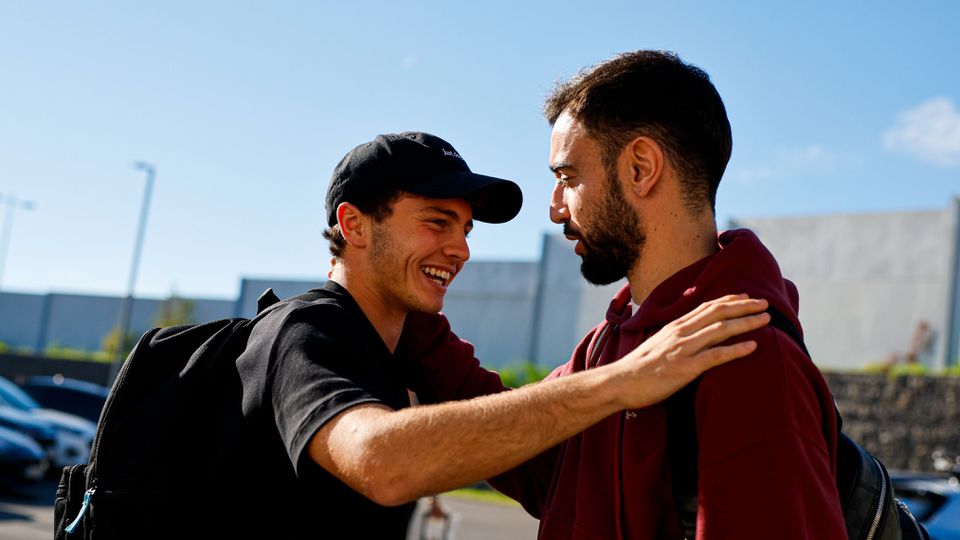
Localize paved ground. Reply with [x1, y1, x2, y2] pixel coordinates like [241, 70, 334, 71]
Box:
[408, 495, 539, 540]
[0, 481, 538, 540]
[0, 480, 55, 540]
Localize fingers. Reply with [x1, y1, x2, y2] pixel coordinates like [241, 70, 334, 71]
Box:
[672, 293, 749, 325]
[673, 296, 769, 335]
[692, 340, 759, 371]
[687, 311, 771, 350]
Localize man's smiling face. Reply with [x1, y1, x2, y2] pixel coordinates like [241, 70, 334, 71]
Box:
[367, 194, 473, 315]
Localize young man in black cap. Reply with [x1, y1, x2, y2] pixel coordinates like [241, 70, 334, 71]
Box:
[228, 131, 770, 538]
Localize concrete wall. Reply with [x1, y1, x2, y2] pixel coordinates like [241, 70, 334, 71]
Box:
[442, 261, 538, 365]
[0, 292, 46, 351]
[0, 291, 234, 353]
[732, 202, 959, 369]
[528, 234, 625, 366]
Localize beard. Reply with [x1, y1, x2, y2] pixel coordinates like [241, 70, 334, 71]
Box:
[369, 219, 396, 269]
[367, 218, 444, 314]
[569, 176, 645, 286]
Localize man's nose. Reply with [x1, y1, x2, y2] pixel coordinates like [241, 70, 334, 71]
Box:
[444, 231, 470, 262]
[550, 182, 568, 224]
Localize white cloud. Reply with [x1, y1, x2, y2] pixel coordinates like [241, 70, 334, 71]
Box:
[883, 96, 960, 167]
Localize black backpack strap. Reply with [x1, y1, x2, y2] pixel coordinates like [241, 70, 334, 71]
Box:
[671, 304, 930, 540]
[257, 288, 282, 314]
[667, 306, 816, 539]
[764, 307, 844, 431]
[765, 307, 809, 357]
[254, 287, 328, 323]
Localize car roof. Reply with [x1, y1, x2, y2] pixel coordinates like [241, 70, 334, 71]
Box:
[23, 376, 109, 397]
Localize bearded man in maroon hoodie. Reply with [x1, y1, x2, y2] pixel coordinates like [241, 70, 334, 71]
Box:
[402, 51, 847, 539]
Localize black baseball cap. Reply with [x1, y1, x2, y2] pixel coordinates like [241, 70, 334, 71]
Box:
[325, 132, 523, 226]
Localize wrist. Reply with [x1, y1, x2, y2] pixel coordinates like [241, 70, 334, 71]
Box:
[576, 362, 632, 414]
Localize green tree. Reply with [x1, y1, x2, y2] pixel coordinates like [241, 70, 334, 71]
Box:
[101, 326, 137, 360]
[497, 360, 553, 388]
[153, 294, 197, 328]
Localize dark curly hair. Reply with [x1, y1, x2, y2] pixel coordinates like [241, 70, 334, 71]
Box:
[544, 50, 732, 214]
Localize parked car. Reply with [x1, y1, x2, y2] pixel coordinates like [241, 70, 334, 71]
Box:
[19, 375, 109, 424]
[0, 424, 48, 482]
[0, 405, 58, 466]
[0, 376, 96, 469]
[892, 472, 960, 540]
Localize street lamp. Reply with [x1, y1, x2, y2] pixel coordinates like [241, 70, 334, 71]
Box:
[0, 194, 36, 291]
[107, 161, 156, 385]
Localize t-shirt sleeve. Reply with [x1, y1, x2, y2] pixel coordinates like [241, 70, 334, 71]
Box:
[267, 312, 384, 476]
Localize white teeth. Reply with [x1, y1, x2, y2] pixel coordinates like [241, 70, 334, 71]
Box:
[421, 267, 452, 283]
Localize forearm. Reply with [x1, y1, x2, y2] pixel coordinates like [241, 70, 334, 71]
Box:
[319, 366, 625, 506]
[314, 295, 770, 506]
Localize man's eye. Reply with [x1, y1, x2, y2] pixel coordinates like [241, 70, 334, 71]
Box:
[430, 219, 447, 227]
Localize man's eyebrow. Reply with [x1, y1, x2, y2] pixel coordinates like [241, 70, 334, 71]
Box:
[549, 162, 575, 174]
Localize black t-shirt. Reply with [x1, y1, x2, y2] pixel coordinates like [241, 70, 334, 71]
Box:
[216, 281, 414, 539]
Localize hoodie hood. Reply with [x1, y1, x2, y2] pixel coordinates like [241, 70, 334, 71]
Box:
[606, 228, 802, 335]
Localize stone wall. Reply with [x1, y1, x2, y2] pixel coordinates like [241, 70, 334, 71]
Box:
[823, 371, 960, 472]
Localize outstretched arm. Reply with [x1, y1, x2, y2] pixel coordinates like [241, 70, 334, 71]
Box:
[308, 295, 770, 506]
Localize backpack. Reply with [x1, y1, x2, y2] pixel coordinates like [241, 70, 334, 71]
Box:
[53, 288, 297, 539]
[667, 308, 929, 540]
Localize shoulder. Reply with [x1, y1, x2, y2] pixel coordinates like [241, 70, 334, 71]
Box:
[249, 295, 366, 355]
[700, 325, 810, 387]
[694, 325, 834, 441]
[694, 325, 829, 427]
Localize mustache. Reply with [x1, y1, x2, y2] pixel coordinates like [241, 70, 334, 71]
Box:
[562, 222, 582, 239]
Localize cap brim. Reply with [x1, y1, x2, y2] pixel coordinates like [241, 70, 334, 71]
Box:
[406, 172, 523, 224]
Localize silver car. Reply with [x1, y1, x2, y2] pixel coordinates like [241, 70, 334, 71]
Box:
[0, 376, 95, 469]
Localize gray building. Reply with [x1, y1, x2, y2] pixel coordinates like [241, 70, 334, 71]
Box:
[730, 198, 960, 370]
[1, 199, 958, 369]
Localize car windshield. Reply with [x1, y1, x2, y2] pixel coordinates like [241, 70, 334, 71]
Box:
[0, 377, 41, 410]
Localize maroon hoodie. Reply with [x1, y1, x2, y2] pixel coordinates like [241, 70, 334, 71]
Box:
[400, 229, 847, 539]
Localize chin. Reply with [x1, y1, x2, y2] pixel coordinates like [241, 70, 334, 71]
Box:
[410, 298, 444, 314]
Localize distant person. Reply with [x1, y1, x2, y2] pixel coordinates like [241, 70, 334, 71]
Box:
[403, 51, 846, 538]
[883, 319, 936, 370]
[212, 131, 770, 538]
[419, 496, 454, 540]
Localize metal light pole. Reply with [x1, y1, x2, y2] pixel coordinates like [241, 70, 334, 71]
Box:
[0, 194, 36, 291]
[107, 161, 155, 385]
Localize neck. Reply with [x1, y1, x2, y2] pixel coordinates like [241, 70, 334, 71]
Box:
[329, 264, 405, 353]
[627, 208, 718, 305]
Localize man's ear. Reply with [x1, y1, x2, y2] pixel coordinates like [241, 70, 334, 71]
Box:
[337, 203, 368, 248]
[623, 136, 664, 199]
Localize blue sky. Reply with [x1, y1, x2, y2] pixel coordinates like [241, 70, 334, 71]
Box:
[0, 1, 957, 299]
